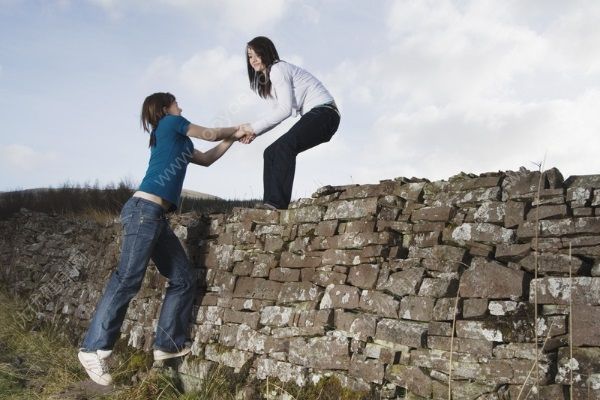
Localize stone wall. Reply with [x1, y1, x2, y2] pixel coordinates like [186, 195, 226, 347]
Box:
[1, 168, 600, 399]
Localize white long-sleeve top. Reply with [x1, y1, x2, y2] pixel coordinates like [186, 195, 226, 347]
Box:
[250, 61, 334, 136]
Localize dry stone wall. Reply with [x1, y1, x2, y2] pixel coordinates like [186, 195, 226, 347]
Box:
[2, 168, 600, 399]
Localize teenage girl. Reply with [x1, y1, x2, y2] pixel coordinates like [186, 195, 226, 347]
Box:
[78, 92, 247, 385]
[242, 36, 341, 210]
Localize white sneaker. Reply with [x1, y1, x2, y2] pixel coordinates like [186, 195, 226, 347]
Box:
[78, 349, 113, 386]
[153, 344, 192, 361]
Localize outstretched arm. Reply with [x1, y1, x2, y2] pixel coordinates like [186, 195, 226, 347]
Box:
[186, 124, 238, 141]
[190, 128, 247, 166]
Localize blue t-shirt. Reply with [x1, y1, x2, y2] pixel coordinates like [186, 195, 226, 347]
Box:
[138, 115, 194, 211]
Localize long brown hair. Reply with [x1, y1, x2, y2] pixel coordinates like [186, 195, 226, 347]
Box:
[247, 36, 280, 99]
[140, 92, 176, 147]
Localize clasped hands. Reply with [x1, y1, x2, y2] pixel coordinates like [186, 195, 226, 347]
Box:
[233, 123, 256, 144]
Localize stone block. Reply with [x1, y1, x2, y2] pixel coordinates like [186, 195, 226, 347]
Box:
[495, 242, 531, 261]
[204, 344, 253, 372]
[459, 258, 525, 299]
[234, 324, 270, 354]
[386, 365, 433, 398]
[288, 336, 350, 370]
[428, 321, 452, 336]
[231, 207, 280, 224]
[279, 252, 321, 269]
[222, 309, 260, 329]
[412, 206, 454, 222]
[433, 297, 460, 321]
[418, 277, 458, 297]
[281, 205, 326, 224]
[451, 223, 515, 245]
[358, 290, 399, 318]
[260, 306, 294, 327]
[324, 198, 379, 220]
[233, 277, 282, 301]
[526, 204, 568, 221]
[313, 270, 347, 287]
[519, 252, 584, 275]
[347, 264, 379, 289]
[399, 296, 435, 321]
[428, 335, 493, 357]
[315, 220, 338, 236]
[378, 267, 425, 296]
[455, 320, 503, 342]
[268, 267, 301, 282]
[264, 236, 285, 253]
[375, 318, 428, 348]
[344, 220, 376, 233]
[530, 277, 600, 305]
[474, 201, 506, 223]
[278, 282, 322, 304]
[349, 354, 385, 384]
[319, 284, 360, 310]
[504, 200, 526, 228]
[321, 249, 362, 266]
[332, 231, 395, 249]
[205, 243, 235, 270]
[255, 358, 307, 387]
[572, 305, 600, 346]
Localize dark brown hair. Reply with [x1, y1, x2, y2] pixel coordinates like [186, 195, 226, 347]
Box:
[247, 36, 280, 99]
[140, 92, 176, 147]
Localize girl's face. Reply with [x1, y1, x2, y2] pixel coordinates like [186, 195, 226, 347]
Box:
[247, 47, 266, 73]
[165, 100, 182, 116]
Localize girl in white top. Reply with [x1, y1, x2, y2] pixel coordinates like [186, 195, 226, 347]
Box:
[242, 36, 340, 210]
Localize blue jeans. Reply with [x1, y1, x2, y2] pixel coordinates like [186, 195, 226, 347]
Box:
[81, 197, 195, 352]
[263, 105, 340, 209]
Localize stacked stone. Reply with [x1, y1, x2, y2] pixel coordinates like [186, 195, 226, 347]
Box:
[2, 168, 600, 399]
[174, 168, 600, 399]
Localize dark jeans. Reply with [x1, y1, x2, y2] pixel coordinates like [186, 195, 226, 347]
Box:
[81, 197, 195, 353]
[263, 105, 341, 209]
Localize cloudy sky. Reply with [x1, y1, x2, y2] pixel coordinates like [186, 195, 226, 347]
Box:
[1, 0, 599, 200]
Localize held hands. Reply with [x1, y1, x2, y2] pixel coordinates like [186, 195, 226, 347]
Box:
[235, 123, 256, 144]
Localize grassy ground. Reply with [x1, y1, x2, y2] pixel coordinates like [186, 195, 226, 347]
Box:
[0, 290, 373, 400]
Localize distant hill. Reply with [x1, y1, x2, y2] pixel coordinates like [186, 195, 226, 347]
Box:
[181, 188, 221, 201]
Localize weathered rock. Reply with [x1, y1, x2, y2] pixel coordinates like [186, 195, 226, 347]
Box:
[571, 305, 600, 346]
[399, 296, 435, 321]
[375, 318, 427, 348]
[324, 198, 379, 220]
[349, 354, 385, 384]
[233, 277, 282, 300]
[288, 336, 351, 370]
[204, 344, 254, 372]
[531, 277, 600, 305]
[260, 306, 294, 327]
[319, 284, 360, 310]
[519, 252, 584, 275]
[451, 223, 515, 245]
[358, 290, 399, 318]
[378, 267, 425, 296]
[255, 358, 307, 386]
[347, 264, 379, 289]
[278, 282, 322, 304]
[386, 365, 433, 398]
[459, 258, 526, 299]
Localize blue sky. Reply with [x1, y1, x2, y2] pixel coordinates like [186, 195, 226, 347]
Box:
[1, 0, 599, 200]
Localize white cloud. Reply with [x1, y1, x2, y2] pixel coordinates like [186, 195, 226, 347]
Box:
[87, 0, 288, 31]
[357, 89, 600, 182]
[0, 144, 58, 172]
[321, 1, 600, 187]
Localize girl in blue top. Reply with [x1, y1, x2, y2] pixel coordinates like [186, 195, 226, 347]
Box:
[78, 92, 247, 386]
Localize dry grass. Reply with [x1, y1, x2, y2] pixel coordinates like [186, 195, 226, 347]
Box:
[0, 290, 85, 399]
[0, 289, 373, 400]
